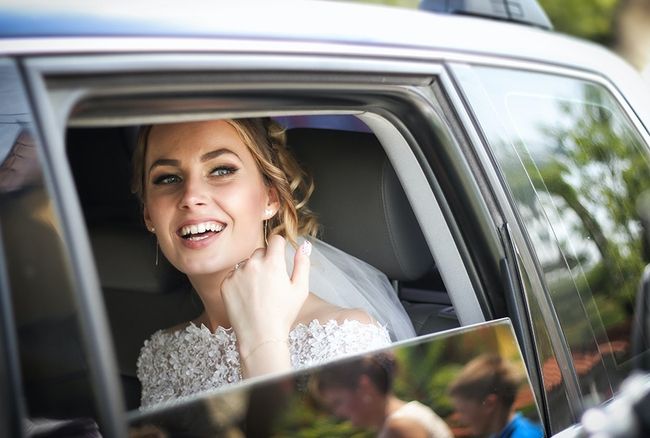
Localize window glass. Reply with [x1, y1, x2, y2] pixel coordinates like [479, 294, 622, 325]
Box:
[129, 319, 542, 437]
[0, 59, 101, 432]
[456, 65, 650, 407]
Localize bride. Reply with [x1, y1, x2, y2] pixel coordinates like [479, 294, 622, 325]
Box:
[133, 117, 415, 407]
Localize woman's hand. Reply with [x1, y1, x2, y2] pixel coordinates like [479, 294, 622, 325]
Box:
[221, 235, 312, 376]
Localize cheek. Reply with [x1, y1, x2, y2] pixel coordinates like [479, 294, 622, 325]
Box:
[221, 182, 267, 220]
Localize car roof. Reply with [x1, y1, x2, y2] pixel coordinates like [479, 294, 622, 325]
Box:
[2, 0, 649, 132]
[0, 0, 619, 67]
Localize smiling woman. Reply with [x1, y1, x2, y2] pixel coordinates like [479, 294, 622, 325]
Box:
[131, 118, 415, 407]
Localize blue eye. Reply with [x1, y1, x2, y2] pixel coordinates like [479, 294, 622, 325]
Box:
[211, 166, 237, 177]
[153, 174, 181, 185]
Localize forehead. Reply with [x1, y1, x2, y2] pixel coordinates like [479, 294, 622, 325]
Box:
[146, 119, 248, 159]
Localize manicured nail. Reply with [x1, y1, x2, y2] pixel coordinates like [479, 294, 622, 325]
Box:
[300, 240, 312, 256]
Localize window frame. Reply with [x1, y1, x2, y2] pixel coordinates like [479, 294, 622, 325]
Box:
[20, 49, 552, 430]
[24, 51, 490, 324]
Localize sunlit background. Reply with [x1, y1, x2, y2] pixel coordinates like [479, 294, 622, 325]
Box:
[343, 0, 650, 82]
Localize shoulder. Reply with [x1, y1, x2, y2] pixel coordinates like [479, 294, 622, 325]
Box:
[299, 293, 376, 326]
[330, 307, 376, 325]
[511, 414, 543, 437]
[388, 401, 453, 438]
[382, 417, 429, 438]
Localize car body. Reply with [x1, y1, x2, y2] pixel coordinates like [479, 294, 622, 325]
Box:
[1, 1, 650, 436]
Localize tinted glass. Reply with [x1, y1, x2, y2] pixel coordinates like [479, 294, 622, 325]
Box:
[457, 66, 650, 407]
[0, 59, 101, 434]
[129, 319, 542, 437]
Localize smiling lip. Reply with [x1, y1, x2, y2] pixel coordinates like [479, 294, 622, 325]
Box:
[176, 219, 226, 249]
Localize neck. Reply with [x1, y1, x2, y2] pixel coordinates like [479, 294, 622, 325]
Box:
[489, 407, 515, 436]
[188, 270, 231, 331]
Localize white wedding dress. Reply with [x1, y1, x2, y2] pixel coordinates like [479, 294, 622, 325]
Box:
[137, 237, 414, 408]
[137, 319, 391, 407]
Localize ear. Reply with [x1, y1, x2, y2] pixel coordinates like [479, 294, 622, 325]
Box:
[143, 205, 154, 232]
[264, 186, 281, 219]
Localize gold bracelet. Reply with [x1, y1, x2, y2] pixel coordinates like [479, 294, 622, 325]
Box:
[240, 338, 288, 363]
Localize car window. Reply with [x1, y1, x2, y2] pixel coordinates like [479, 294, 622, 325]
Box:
[455, 65, 650, 407]
[129, 319, 543, 437]
[0, 59, 102, 434]
[64, 112, 453, 408]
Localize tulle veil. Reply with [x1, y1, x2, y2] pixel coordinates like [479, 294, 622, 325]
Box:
[286, 237, 416, 341]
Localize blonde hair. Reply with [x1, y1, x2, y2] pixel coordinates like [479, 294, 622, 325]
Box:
[131, 118, 319, 247]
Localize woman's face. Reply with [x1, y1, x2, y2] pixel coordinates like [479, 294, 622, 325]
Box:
[143, 119, 278, 276]
[320, 386, 369, 427]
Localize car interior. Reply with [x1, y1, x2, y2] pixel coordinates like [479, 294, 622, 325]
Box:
[60, 114, 460, 411]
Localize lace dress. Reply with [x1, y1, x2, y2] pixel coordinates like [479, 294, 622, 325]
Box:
[137, 319, 391, 407]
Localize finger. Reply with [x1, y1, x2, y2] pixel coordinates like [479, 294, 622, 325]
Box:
[291, 239, 311, 290]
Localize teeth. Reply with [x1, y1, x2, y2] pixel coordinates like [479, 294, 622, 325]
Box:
[180, 221, 224, 237]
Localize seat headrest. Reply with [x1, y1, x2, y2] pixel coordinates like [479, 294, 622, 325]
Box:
[90, 226, 189, 294]
[288, 128, 433, 281]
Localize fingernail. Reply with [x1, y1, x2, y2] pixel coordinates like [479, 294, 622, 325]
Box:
[300, 240, 312, 256]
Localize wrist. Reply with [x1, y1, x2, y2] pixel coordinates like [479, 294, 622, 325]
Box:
[239, 337, 288, 363]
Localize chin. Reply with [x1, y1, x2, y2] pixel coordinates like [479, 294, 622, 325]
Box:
[173, 257, 232, 277]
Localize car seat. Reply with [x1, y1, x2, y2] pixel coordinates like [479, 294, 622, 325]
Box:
[287, 127, 459, 335]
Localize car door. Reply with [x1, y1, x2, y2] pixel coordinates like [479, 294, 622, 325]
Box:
[19, 32, 639, 435]
[448, 59, 650, 435]
[14, 45, 513, 434]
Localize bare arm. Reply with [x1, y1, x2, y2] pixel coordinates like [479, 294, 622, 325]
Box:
[382, 418, 430, 438]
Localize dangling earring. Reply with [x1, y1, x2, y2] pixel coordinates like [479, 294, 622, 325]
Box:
[264, 209, 273, 246]
[263, 220, 269, 246]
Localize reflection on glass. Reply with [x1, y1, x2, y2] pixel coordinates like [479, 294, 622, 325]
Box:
[128, 319, 542, 438]
[458, 65, 650, 407]
[312, 352, 453, 437]
[449, 355, 542, 438]
[0, 58, 102, 435]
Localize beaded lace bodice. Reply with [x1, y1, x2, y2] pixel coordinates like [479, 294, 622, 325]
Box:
[137, 319, 391, 407]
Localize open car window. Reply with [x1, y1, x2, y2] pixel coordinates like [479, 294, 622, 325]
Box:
[28, 58, 493, 425]
[128, 318, 543, 437]
[64, 113, 458, 410]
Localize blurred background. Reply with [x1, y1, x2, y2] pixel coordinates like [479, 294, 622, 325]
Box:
[344, 0, 650, 82]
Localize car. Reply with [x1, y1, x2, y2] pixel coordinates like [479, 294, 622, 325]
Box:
[1, 0, 650, 436]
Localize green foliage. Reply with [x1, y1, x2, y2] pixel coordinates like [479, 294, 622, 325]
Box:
[522, 82, 650, 356]
[538, 0, 619, 46]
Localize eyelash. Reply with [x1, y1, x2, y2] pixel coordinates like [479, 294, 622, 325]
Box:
[151, 166, 237, 185]
[153, 174, 181, 185]
[210, 166, 237, 177]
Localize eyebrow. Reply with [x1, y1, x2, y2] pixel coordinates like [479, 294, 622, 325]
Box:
[148, 148, 240, 174]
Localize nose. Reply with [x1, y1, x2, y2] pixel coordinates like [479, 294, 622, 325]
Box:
[178, 174, 209, 210]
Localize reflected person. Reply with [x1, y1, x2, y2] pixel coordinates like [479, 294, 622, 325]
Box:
[314, 352, 453, 438]
[448, 354, 542, 438]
